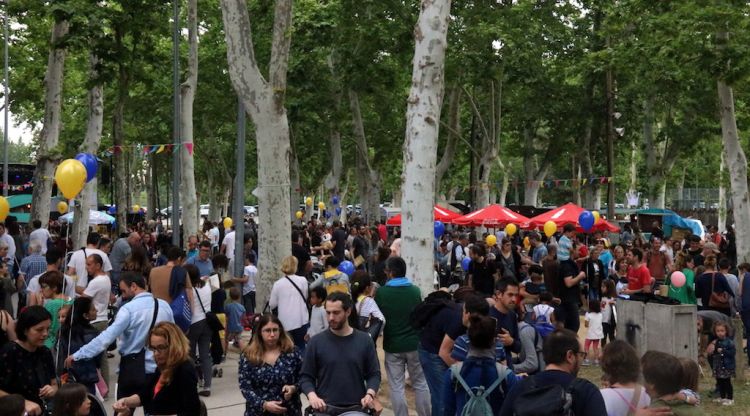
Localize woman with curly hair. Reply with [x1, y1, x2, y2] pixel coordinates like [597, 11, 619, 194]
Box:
[112, 322, 200, 416]
[239, 314, 302, 416]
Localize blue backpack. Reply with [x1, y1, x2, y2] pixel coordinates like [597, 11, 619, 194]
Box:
[169, 266, 192, 332]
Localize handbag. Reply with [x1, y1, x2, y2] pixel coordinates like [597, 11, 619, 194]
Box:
[194, 287, 224, 332]
[118, 298, 159, 393]
[709, 273, 730, 309]
[357, 297, 383, 343]
[285, 276, 311, 318]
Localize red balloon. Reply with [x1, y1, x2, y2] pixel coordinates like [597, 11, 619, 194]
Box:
[671, 271, 686, 288]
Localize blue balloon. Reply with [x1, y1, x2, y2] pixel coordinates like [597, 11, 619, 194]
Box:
[107, 205, 116, 215]
[461, 257, 471, 271]
[325, 211, 332, 219]
[338, 260, 355, 276]
[335, 206, 342, 215]
[75, 153, 98, 182]
[434, 221, 445, 239]
[332, 196, 339, 205]
[579, 210, 595, 232]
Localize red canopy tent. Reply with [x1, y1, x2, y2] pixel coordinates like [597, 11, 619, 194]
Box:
[386, 205, 461, 226]
[452, 204, 531, 227]
[525, 202, 620, 233]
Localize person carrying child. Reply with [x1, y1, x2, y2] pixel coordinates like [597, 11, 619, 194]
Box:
[583, 300, 603, 366]
[706, 321, 735, 406]
[519, 265, 545, 323]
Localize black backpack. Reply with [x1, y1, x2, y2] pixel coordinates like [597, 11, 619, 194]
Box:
[410, 290, 452, 330]
[512, 376, 586, 416]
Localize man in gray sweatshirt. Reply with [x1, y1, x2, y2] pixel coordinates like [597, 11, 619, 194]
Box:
[301, 292, 381, 410]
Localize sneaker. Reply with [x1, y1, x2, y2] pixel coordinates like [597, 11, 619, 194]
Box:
[199, 389, 211, 397]
[713, 398, 724, 403]
[722, 399, 734, 406]
[583, 359, 591, 366]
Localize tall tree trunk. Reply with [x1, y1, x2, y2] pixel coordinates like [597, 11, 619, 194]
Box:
[522, 127, 550, 206]
[629, 139, 638, 195]
[497, 161, 510, 206]
[31, 19, 69, 226]
[113, 27, 129, 235]
[349, 89, 380, 224]
[289, 134, 302, 222]
[179, 0, 199, 242]
[72, 55, 104, 249]
[718, 151, 727, 233]
[220, 0, 293, 302]
[718, 81, 749, 262]
[581, 124, 594, 208]
[402, 0, 451, 296]
[435, 85, 461, 201]
[148, 156, 157, 220]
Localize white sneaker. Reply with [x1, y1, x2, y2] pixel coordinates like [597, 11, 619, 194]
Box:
[722, 399, 734, 406]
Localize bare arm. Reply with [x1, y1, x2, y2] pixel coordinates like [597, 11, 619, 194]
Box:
[439, 334, 456, 366]
[564, 271, 585, 288]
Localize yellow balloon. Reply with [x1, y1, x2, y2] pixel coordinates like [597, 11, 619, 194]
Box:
[55, 159, 87, 200]
[0, 196, 8, 221]
[523, 236, 531, 249]
[57, 201, 68, 214]
[223, 217, 233, 229]
[305, 197, 313, 206]
[295, 210, 304, 219]
[505, 223, 517, 236]
[131, 204, 140, 213]
[318, 202, 326, 210]
[543, 220, 557, 238]
[592, 210, 601, 224]
[485, 235, 497, 246]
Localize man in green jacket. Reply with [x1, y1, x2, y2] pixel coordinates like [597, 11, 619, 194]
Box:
[375, 256, 431, 416]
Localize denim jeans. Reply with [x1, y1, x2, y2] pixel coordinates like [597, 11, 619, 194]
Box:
[288, 323, 309, 356]
[418, 347, 448, 416]
[385, 350, 431, 416]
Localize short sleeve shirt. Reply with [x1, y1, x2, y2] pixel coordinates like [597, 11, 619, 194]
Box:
[627, 264, 652, 291]
[0, 342, 56, 408]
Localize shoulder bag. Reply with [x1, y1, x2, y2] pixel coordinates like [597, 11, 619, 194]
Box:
[194, 287, 224, 332]
[285, 276, 312, 318]
[357, 297, 384, 343]
[118, 298, 159, 393]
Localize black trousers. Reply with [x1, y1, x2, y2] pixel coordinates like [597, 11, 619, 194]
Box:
[717, 377, 733, 399]
[602, 322, 616, 347]
[560, 301, 580, 333]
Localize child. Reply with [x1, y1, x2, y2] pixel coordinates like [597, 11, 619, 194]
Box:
[677, 357, 701, 406]
[532, 292, 554, 324]
[231, 252, 257, 314]
[614, 259, 629, 295]
[707, 321, 735, 406]
[600, 279, 617, 347]
[224, 287, 246, 352]
[520, 265, 545, 321]
[583, 300, 603, 365]
[305, 286, 329, 341]
[642, 351, 701, 415]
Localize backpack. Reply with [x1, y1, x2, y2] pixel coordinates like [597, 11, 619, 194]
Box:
[519, 323, 545, 374]
[512, 376, 586, 416]
[410, 290, 452, 330]
[450, 362, 511, 416]
[324, 272, 350, 295]
[168, 266, 192, 332]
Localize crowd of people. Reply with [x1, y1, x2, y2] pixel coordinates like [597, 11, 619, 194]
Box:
[0, 214, 744, 415]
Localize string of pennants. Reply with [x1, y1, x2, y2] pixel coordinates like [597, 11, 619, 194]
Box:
[511, 176, 614, 189]
[101, 143, 194, 157]
[458, 176, 614, 192]
[0, 181, 33, 191]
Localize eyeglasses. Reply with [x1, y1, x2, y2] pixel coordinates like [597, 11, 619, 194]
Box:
[575, 351, 587, 359]
[149, 344, 169, 353]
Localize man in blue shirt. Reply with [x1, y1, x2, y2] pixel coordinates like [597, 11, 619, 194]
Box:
[185, 241, 214, 278]
[65, 272, 174, 399]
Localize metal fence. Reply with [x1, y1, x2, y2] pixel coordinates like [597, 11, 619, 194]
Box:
[667, 188, 723, 210]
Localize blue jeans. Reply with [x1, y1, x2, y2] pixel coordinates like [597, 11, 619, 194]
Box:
[418, 347, 447, 416]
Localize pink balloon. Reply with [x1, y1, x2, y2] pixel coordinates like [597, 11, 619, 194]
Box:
[671, 271, 686, 288]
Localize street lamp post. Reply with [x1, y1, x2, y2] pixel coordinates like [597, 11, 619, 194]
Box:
[2, 0, 9, 197]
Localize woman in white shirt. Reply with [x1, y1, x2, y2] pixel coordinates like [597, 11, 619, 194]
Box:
[599, 340, 651, 415]
[269, 256, 310, 353]
[351, 271, 385, 343]
[184, 264, 214, 397]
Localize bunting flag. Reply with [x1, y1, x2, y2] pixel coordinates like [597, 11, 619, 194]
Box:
[100, 142, 193, 158]
[0, 181, 33, 190]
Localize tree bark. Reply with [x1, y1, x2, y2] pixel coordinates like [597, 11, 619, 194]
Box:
[289, 134, 302, 222]
[349, 89, 380, 224]
[718, 151, 726, 233]
[522, 126, 550, 206]
[31, 19, 69, 227]
[179, 0, 199, 241]
[220, 0, 293, 303]
[718, 80, 749, 263]
[401, 0, 451, 296]
[642, 99, 678, 209]
[435, 85, 461, 201]
[72, 54, 104, 249]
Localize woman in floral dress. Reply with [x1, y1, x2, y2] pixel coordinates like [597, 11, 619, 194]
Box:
[239, 314, 303, 416]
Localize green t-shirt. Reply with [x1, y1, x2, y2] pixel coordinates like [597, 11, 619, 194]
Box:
[649, 398, 702, 416]
[374, 281, 422, 353]
[44, 298, 74, 349]
[667, 268, 696, 305]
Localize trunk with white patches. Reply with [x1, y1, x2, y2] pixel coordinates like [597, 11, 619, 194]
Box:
[349, 89, 380, 224]
[435, 85, 461, 201]
[718, 151, 726, 233]
[72, 55, 104, 249]
[718, 80, 749, 262]
[180, 0, 199, 242]
[522, 127, 550, 206]
[31, 19, 69, 226]
[220, 0, 293, 303]
[402, 0, 451, 296]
